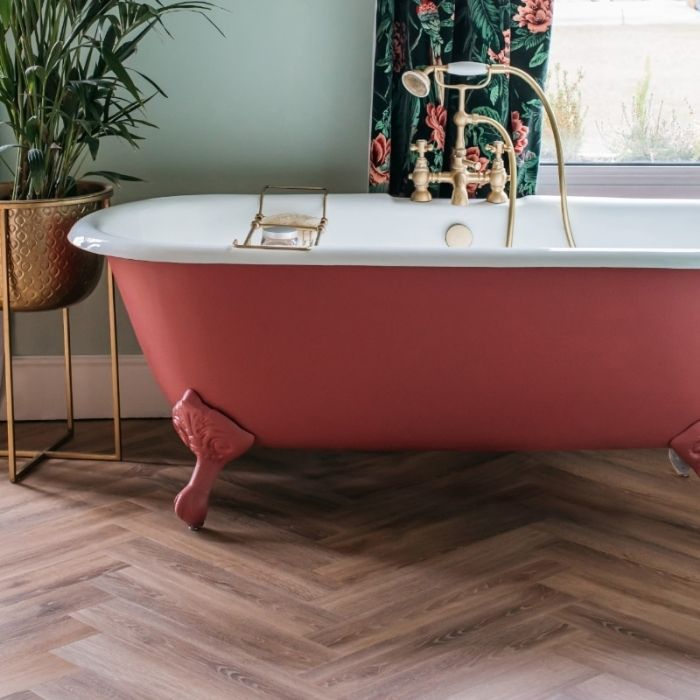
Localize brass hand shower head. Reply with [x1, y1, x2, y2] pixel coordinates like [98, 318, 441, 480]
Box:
[401, 67, 434, 98]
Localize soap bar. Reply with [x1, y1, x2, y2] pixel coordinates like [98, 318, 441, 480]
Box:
[261, 226, 299, 247]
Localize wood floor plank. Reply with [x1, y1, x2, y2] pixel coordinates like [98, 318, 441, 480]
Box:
[317, 524, 557, 614]
[314, 499, 542, 586]
[86, 571, 338, 673]
[561, 673, 675, 700]
[310, 556, 566, 654]
[0, 583, 110, 627]
[557, 633, 700, 698]
[103, 536, 342, 633]
[0, 523, 133, 585]
[53, 633, 263, 700]
[33, 670, 157, 700]
[0, 653, 77, 698]
[70, 599, 329, 700]
[445, 653, 596, 700]
[337, 617, 581, 700]
[534, 517, 700, 584]
[0, 614, 96, 662]
[546, 571, 700, 644]
[556, 601, 700, 666]
[524, 459, 700, 527]
[122, 507, 344, 600]
[540, 539, 700, 615]
[0, 691, 45, 700]
[0, 553, 126, 607]
[303, 586, 574, 690]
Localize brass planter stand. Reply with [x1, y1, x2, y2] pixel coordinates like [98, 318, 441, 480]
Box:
[0, 190, 122, 482]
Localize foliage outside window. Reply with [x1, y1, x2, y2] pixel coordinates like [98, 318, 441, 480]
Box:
[541, 0, 700, 164]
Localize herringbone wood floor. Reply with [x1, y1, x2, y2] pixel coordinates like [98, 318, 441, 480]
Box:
[2, 420, 700, 699]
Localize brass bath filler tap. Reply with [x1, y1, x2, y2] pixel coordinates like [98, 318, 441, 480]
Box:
[402, 61, 576, 248]
[409, 136, 509, 207]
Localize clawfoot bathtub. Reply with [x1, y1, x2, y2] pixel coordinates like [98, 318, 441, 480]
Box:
[70, 193, 700, 528]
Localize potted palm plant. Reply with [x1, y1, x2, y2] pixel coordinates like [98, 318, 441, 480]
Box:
[0, 0, 218, 310]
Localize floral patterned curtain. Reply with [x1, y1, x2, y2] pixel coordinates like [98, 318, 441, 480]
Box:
[369, 0, 553, 198]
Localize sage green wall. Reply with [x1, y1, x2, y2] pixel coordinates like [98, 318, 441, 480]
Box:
[15, 0, 376, 356]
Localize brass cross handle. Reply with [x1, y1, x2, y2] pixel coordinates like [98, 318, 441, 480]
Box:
[485, 139, 510, 206]
[410, 139, 434, 159]
[485, 140, 508, 159]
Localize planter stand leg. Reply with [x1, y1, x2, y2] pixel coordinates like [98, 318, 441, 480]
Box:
[172, 389, 255, 530]
[1, 196, 122, 482]
[1, 208, 17, 481]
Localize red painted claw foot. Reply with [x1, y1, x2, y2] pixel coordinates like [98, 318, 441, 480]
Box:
[174, 486, 212, 530]
[172, 390, 255, 529]
[670, 420, 700, 477]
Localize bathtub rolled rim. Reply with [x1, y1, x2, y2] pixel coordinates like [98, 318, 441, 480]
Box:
[68, 192, 700, 270]
[68, 236, 700, 270]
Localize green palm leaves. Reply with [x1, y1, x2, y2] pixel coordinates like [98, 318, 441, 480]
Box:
[0, 0, 219, 200]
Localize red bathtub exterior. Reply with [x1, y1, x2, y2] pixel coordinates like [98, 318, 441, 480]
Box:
[111, 259, 700, 454]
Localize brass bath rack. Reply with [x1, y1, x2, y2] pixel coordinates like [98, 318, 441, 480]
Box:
[233, 185, 329, 251]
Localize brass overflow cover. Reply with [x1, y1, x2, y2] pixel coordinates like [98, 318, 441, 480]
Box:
[445, 223, 473, 248]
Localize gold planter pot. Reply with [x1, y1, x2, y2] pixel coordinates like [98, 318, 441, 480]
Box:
[0, 181, 111, 311]
[0, 181, 122, 482]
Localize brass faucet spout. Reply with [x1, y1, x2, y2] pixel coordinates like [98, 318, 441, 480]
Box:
[450, 171, 469, 207]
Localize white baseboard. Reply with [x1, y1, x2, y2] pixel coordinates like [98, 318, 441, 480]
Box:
[0, 355, 171, 421]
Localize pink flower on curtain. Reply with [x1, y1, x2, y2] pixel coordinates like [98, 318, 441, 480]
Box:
[513, 0, 553, 33]
[425, 103, 447, 149]
[416, 1, 439, 17]
[416, 0, 443, 62]
[487, 29, 511, 65]
[392, 21, 407, 73]
[465, 146, 489, 195]
[370, 133, 392, 185]
[511, 111, 530, 154]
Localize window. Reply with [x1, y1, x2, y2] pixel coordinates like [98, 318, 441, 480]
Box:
[537, 0, 700, 197]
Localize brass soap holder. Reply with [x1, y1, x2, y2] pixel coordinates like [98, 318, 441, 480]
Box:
[233, 185, 329, 251]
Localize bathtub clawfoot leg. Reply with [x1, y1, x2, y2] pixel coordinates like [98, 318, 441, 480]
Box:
[172, 389, 255, 529]
[669, 421, 700, 478]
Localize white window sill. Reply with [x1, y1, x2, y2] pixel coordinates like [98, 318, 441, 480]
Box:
[537, 163, 700, 199]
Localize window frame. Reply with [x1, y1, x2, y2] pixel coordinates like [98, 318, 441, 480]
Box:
[537, 163, 700, 199]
